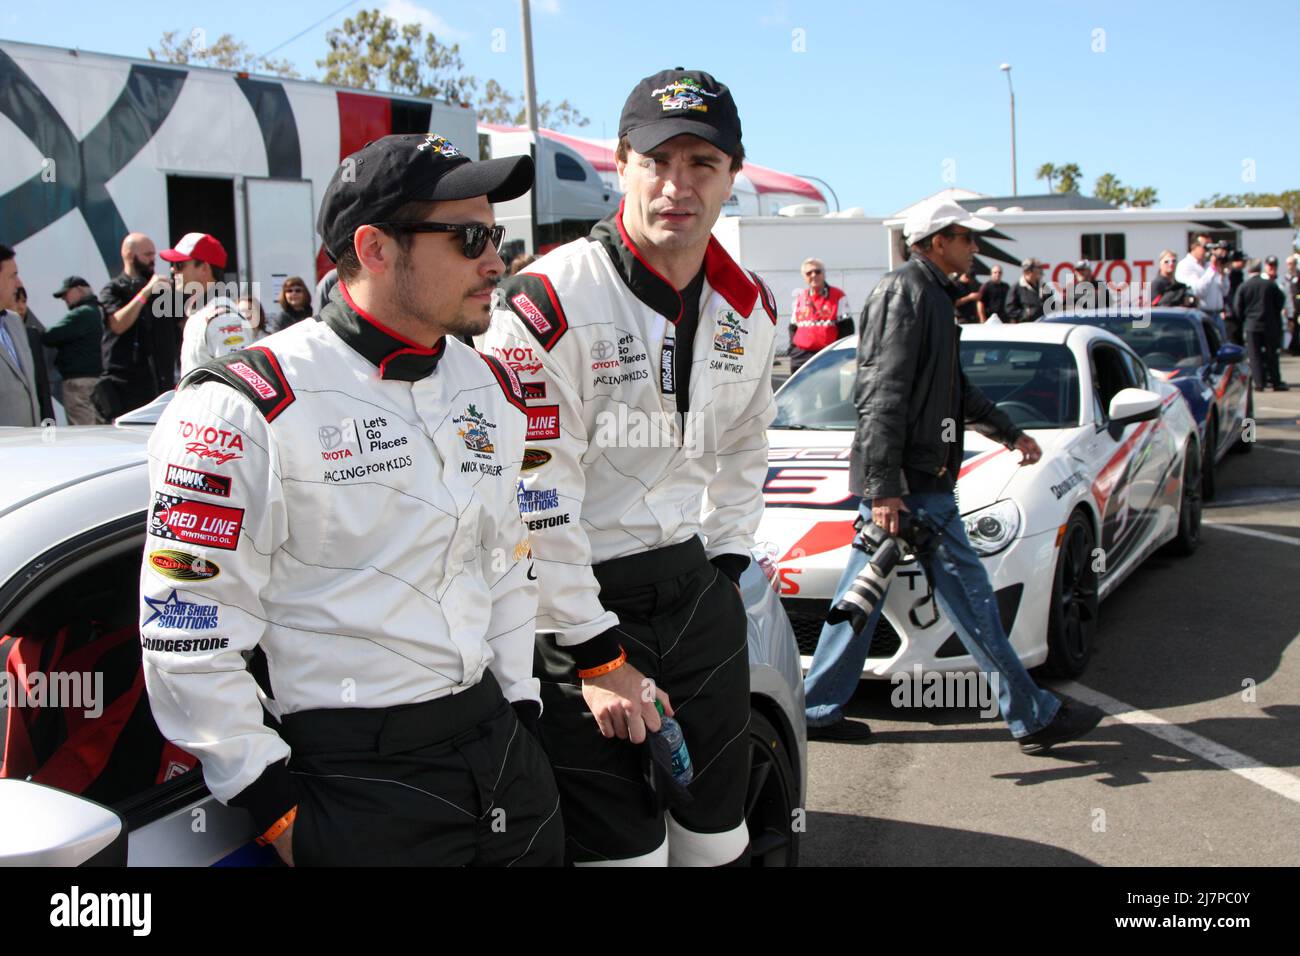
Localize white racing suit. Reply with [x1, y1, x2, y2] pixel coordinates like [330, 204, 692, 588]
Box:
[480, 205, 778, 865]
[139, 286, 553, 861]
[178, 296, 260, 377]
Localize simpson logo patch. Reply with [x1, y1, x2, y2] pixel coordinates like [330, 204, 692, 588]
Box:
[164, 464, 232, 498]
[149, 493, 245, 551]
[511, 292, 553, 336]
[526, 405, 560, 441]
[227, 361, 277, 400]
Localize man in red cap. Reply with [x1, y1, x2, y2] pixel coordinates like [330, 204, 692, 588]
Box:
[160, 233, 255, 376]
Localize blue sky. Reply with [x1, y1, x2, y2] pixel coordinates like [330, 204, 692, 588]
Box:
[5, 0, 1297, 213]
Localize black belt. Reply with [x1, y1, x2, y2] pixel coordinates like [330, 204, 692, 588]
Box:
[279, 670, 506, 757]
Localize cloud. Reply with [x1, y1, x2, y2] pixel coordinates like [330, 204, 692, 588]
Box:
[381, 0, 471, 40]
[533, 0, 561, 13]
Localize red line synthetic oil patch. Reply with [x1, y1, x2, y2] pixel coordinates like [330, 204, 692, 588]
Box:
[147, 550, 222, 582]
[164, 464, 232, 498]
[149, 494, 245, 551]
[525, 405, 560, 441]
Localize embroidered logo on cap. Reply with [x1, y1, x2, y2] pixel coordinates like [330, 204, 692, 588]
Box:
[652, 77, 718, 114]
[417, 134, 462, 157]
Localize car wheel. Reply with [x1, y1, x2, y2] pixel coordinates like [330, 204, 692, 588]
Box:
[1042, 510, 1099, 678]
[1165, 445, 1202, 557]
[1230, 385, 1254, 454]
[1200, 415, 1217, 500]
[746, 709, 800, 867]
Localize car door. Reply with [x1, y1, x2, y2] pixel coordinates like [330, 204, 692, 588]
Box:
[1083, 342, 1160, 574]
[1201, 314, 1246, 447]
[0, 515, 267, 866]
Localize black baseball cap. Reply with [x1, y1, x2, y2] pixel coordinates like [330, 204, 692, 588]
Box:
[618, 69, 742, 156]
[52, 276, 91, 298]
[317, 133, 534, 261]
[1265, 255, 1279, 266]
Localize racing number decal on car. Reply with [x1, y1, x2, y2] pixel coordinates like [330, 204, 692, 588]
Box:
[763, 448, 856, 509]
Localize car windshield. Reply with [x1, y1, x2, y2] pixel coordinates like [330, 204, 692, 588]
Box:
[959, 342, 1081, 428]
[772, 347, 858, 429]
[774, 341, 1081, 430]
[1062, 315, 1202, 371]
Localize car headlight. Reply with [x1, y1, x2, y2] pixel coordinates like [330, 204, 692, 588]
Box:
[961, 499, 1021, 556]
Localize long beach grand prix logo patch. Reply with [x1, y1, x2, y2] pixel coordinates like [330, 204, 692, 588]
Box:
[713, 310, 747, 355]
[653, 77, 718, 113]
[454, 404, 497, 454]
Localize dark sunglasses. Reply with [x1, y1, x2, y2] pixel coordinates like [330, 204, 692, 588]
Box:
[372, 221, 506, 259]
[804, 268, 824, 275]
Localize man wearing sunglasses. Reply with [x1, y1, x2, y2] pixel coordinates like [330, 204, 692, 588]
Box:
[789, 257, 853, 374]
[803, 200, 1105, 752]
[481, 69, 778, 867]
[139, 133, 564, 866]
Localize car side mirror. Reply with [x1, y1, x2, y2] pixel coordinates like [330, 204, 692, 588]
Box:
[1215, 344, 1245, 367]
[1108, 387, 1163, 426]
[0, 779, 127, 865]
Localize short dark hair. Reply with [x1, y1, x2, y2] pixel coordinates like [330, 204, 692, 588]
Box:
[334, 199, 436, 282]
[0, 243, 14, 266]
[615, 135, 745, 173]
[911, 225, 959, 253]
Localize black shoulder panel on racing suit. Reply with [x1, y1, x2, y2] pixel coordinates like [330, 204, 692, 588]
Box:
[500, 273, 569, 351]
[478, 353, 529, 415]
[180, 347, 297, 422]
[750, 271, 779, 325]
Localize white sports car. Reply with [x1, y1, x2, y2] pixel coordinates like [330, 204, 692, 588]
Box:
[757, 322, 1202, 680]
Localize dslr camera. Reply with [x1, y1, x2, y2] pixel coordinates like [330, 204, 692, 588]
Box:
[826, 511, 942, 635]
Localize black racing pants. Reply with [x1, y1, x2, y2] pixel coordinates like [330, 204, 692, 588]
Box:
[1246, 327, 1282, 388]
[536, 537, 752, 864]
[281, 671, 563, 866]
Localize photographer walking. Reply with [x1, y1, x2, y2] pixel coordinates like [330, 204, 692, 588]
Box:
[802, 201, 1104, 753]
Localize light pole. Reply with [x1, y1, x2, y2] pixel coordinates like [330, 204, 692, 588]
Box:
[1000, 63, 1017, 196]
[520, 0, 539, 133]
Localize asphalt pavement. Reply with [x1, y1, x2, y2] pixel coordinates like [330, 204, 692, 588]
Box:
[799, 354, 1300, 866]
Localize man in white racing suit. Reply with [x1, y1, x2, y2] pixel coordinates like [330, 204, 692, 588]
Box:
[139, 134, 562, 866]
[481, 69, 777, 866]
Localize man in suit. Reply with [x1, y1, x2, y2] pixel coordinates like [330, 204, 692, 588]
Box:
[0, 244, 41, 427]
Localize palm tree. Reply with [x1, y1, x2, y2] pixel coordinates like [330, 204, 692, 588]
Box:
[1056, 163, 1083, 194]
[1036, 162, 1057, 192]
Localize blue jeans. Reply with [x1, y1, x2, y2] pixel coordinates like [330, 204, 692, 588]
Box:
[803, 493, 1060, 738]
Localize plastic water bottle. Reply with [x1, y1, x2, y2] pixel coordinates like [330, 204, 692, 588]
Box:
[649, 700, 693, 794]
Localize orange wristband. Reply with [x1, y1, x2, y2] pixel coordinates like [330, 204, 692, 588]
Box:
[577, 647, 627, 680]
[256, 806, 297, 846]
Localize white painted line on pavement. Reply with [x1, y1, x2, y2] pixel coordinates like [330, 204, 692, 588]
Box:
[1203, 522, 1300, 546]
[1256, 406, 1295, 414]
[1059, 680, 1300, 806]
[1255, 444, 1300, 456]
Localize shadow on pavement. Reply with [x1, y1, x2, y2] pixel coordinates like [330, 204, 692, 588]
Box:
[801, 811, 1098, 866]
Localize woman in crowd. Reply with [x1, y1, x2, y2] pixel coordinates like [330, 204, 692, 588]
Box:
[273, 276, 313, 332]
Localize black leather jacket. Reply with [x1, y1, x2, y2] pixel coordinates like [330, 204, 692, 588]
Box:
[849, 255, 1024, 499]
